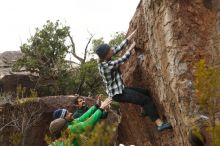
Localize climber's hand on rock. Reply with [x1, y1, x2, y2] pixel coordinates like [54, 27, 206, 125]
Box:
[128, 42, 136, 52]
[127, 29, 137, 41]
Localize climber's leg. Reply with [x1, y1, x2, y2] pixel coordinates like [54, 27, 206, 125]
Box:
[112, 87, 159, 121]
[126, 87, 151, 117]
[112, 87, 172, 131]
[126, 87, 151, 96]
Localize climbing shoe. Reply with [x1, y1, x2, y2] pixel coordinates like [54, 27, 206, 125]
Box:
[139, 111, 148, 117]
[157, 122, 172, 131]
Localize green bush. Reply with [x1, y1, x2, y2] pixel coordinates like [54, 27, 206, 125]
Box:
[9, 132, 22, 146]
[194, 59, 220, 146]
[46, 121, 117, 146]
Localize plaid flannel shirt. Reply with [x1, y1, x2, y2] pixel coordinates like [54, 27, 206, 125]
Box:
[98, 39, 131, 97]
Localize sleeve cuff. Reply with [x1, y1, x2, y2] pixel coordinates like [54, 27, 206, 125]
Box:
[98, 108, 104, 112]
[125, 39, 128, 44]
[123, 39, 128, 46]
[125, 51, 131, 56]
[94, 104, 100, 108]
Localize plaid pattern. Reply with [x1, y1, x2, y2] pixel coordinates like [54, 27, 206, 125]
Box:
[98, 39, 131, 97]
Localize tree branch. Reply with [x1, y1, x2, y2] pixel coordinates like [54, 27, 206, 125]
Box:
[68, 32, 84, 63]
[82, 31, 94, 63]
[0, 119, 18, 132]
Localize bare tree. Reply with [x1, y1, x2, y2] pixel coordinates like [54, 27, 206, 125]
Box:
[68, 31, 94, 64]
[0, 99, 43, 146]
[68, 31, 96, 95]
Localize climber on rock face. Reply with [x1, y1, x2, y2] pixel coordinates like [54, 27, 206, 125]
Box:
[95, 29, 172, 131]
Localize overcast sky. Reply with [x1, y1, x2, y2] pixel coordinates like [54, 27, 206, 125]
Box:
[0, 0, 140, 55]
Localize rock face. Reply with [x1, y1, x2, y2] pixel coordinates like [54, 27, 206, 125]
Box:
[0, 96, 120, 146]
[117, 0, 220, 146]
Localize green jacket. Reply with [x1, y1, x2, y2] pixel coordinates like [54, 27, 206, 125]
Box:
[73, 105, 108, 119]
[49, 105, 102, 146]
[73, 106, 89, 119]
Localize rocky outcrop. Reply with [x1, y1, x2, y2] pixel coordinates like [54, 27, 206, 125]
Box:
[0, 51, 22, 62]
[0, 51, 36, 95]
[0, 51, 23, 78]
[0, 74, 36, 95]
[0, 96, 120, 146]
[117, 0, 220, 146]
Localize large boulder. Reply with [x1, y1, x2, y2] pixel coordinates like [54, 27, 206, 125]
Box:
[116, 0, 220, 146]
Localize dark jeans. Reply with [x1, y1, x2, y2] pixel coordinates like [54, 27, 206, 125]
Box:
[112, 87, 160, 121]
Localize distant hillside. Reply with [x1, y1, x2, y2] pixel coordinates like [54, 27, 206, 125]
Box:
[0, 51, 23, 79]
[0, 51, 22, 63]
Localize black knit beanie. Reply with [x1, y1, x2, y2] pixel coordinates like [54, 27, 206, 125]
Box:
[96, 44, 111, 59]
